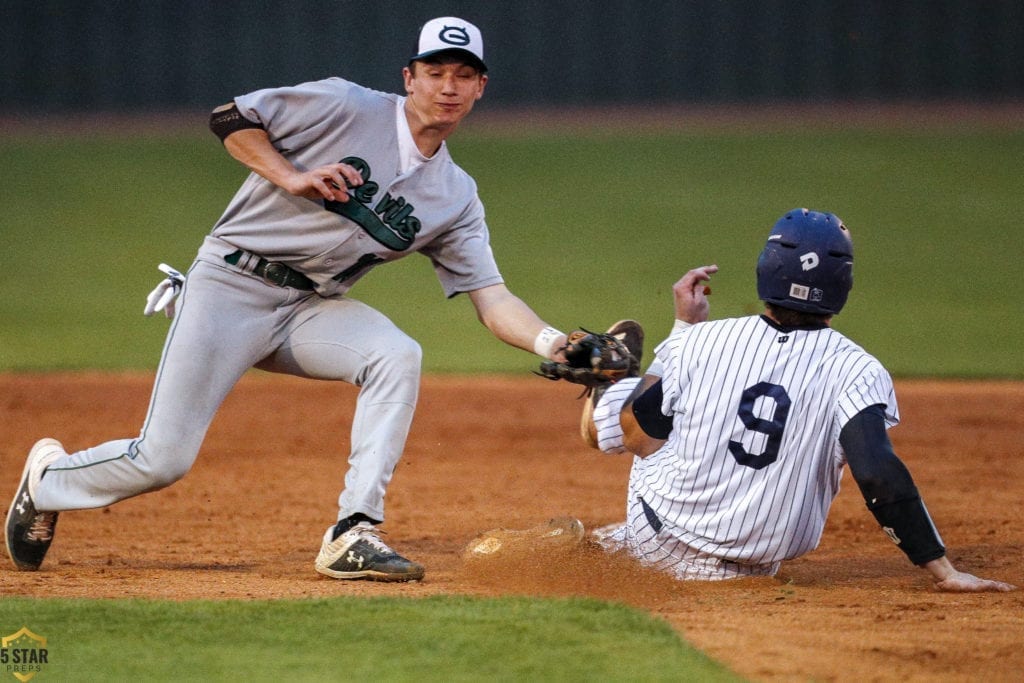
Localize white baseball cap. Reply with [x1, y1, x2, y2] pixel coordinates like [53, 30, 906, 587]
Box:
[410, 16, 486, 72]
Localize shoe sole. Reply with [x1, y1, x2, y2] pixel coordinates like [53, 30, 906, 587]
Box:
[5, 438, 63, 571]
[606, 319, 644, 366]
[579, 320, 644, 449]
[580, 391, 600, 449]
[463, 516, 585, 559]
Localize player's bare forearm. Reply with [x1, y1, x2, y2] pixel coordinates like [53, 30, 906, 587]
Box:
[223, 129, 300, 188]
[468, 284, 565, 358]
[922, 556, 1017, 593]
[222, 128, 359, 202]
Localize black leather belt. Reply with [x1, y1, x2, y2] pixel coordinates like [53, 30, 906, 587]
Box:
[224, 249, 315, 291]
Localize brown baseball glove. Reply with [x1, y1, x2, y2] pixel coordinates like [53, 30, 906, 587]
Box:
[536, 329, 639, 389]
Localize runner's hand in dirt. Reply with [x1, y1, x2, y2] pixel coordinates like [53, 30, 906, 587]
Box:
[934, 572, 1016, 593]
[925, 558, 1017, 592]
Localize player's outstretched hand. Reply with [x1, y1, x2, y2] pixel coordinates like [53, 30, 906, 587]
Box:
[672, 265, 718, 324]
[933, 571, 1017, 593]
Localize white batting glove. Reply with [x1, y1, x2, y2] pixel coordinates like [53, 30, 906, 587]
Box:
[143, 263, 186, 318]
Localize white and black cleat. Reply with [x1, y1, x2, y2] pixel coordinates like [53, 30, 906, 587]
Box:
[6, 438, 67, 571]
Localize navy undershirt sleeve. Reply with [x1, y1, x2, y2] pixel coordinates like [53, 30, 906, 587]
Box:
[840, 405, 945, 565]
[631, 379, 672, 440]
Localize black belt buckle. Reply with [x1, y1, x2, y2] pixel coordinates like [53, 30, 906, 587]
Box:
[261, 262, 290, 287]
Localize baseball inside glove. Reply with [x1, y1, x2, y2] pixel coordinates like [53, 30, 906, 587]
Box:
[536, 329, 639, 388]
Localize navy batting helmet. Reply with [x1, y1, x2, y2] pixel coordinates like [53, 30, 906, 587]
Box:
[756, 208, 853, 315]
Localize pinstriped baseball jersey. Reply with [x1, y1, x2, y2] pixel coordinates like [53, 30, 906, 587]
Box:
[634, 314, 898, 566]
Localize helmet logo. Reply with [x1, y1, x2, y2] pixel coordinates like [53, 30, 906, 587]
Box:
[799, 252, 819, 271]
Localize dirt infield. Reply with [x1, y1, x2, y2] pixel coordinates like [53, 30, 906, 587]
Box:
[2, 373, 1022, 681]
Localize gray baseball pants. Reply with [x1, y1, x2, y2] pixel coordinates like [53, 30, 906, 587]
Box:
[33, 259, 420, 524]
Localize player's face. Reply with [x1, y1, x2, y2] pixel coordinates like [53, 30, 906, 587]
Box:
[403, 60, 487, 130]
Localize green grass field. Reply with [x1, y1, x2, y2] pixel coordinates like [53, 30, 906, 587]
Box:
[1, 119, 1021, 681]
[0, 596, 738, 681]
[1, 123, 1021, 376]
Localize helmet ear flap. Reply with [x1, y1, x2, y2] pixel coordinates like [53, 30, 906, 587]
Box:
[755, 245, 786, 303]
[828, 258, 854, 311]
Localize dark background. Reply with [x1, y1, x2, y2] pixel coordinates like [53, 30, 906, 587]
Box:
[3, 0, 1023, 112]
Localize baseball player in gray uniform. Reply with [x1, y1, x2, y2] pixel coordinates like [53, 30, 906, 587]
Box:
[585, 209, 1014, 591]
[6, 16, 570, 582]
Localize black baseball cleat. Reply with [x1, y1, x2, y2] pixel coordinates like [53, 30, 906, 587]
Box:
[581, 320, 644, 448]
[6, 438, 68, 571]
[315, 521, 425, 582]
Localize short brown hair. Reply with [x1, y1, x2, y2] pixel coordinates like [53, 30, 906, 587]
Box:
[409, 53, 485, 75]
[765, 303, 832, 328]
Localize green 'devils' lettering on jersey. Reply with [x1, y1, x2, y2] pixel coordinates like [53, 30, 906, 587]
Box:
[323, 157, 421, 251]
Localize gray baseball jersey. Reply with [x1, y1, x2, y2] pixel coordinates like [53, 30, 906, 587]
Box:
[594, 315, 898, 580]
[200, 77, 503, 297]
